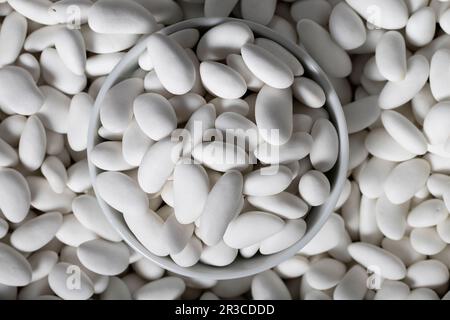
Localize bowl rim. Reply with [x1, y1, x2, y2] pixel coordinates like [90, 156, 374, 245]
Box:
[87, 17, 350, 280]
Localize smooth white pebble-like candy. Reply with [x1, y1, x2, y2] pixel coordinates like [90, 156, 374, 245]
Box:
[72, 195, 121, 242]
[309, 119, 339, 172]
[240, 0, 276, 25]
[96, 171, 149, 216]
[251, 270, 291, 300]
[410, 227, 446, 256]
[274, 255, 310, 279]
[133, 277, 185, 300]
[200, 240, 238, 267]
[124, 210, 169, 257]
[384, 159, 431, 204]
[437, 217, 450, 243]
[333, 265, 368, 300]
[173, 162, 209, 225]
[406, 260, 450, 289]
[198, 170, 243, 246]
[226, 54, 264, 92]
[300, 213, 343, 255]
[254, 38, 304, 77]
[347, 242, 407, 280]
[292, 77, 326, 109]
[406, 7, 436, 47]
[243, 165, 292, 197]
[191, 141, 249, 173]
[0, 218, 8, 239]
[138, 138, 182, 194]
[381, 110, 428, 155]
[10, 211, 63, 252]
[99, 78, 144, 134]
[297, 19, 352, 78]
[378, 55, 429, 110]
[91, 141, 135, 172]
[27, 176, 75, 214]
[81, 25, 140, 54]
[0, 66, 44, 115]
[290, 0, 331, 25]
[255, 85, 293, 146]
[122, 120, 154, 167]
[77, 239, 130, 276]
[407, 199, 449, 228]
[298, 170, 330, 207]
[0, 168, 30, 224]
[215, 111, 260, 152]
[133, 93, 177, 141]
[0, 137, 18, 167]
[199, 61, 247, 99]
[374, 280, 410, 300]
[171, 236, 202, 268]
[67, 93, 93, 152]
[48, 0, 93, 24]
[365, 128, 415, 162]
[0, 114, 27, 147]
[343, 95, 380, 134]
[88, 0, 157, 35]
[223, 211, 285, 249]
[430, 49, 450, 102]
[375, 195, 408, 241]
[196, 21, 254, 61]
[241, 43, 294, 89]
[147, 33, 196, 95]
[376, 31, 407, 82]
[161, 214, 194, 254]
[169, 93, 206, 123]
[37, 86, 70, 134]
[247, 192, 308, 220]
[210, 277, 252, 298]
[304, 258, 346, 291]
[40, 48, 87, 95]
[86, 52, 125, 77]
[0, 243, 32, 287]
[423, 102, 450, 145]
[259, 219, 306, 255]
[48, 262, 94, 300]
[0, 11, 27, 67]
[8, 0, 58, 25]
[329, 2, 366, 51]
[28, 249, 58, 282]
[54, 28, 86, 77]
[254, 132, 313, 165]
[345, 0, 409, 30]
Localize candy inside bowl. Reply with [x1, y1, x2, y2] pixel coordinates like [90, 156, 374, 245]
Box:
[87, 17, 349, 280]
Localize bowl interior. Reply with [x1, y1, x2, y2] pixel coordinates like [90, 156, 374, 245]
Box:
[87, 17, 349, 280]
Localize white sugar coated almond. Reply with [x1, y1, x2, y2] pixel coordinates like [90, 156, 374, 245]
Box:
[146, 33, 195, 95]
[0, 243, 32, 287]
[241, 43, 294, 89]
[384, 159, 431, 205]
[77, 239, 130, 276]
[348, 242, 406, 280]
[96, 172, 149, 216]
[376, 31, 407, 82]
[0, 66, 43, 115]
[88, 0, 157, 35]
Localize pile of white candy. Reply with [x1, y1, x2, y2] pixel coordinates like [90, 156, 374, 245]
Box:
[0, 0, 450, 300]
[92, 20, 338, 268]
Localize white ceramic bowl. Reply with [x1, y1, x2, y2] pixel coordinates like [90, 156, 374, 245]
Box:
[87, 17, 349, 280]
